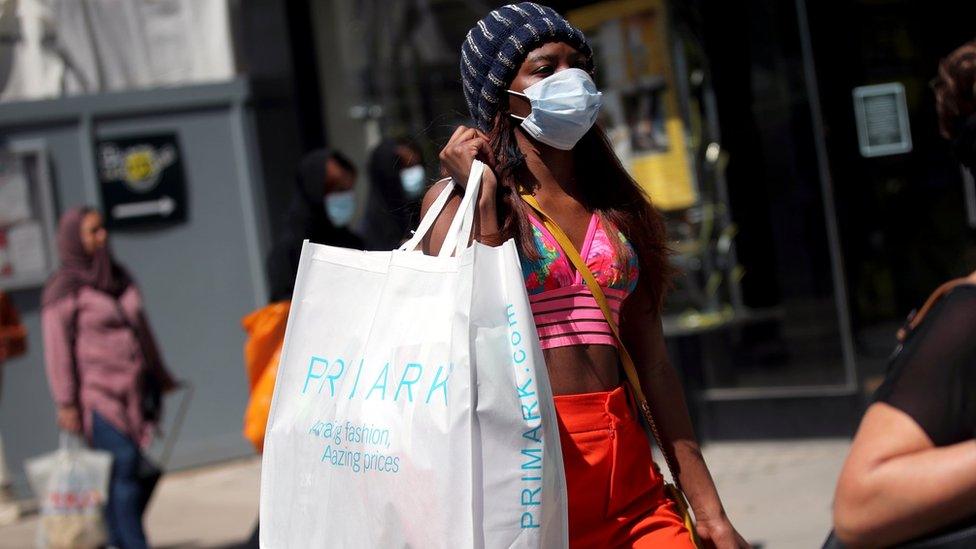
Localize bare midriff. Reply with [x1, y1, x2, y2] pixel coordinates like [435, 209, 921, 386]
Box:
[544, 344, 621, 395]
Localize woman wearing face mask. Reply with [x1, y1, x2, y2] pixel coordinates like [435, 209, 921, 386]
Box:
[266, 148, 365, 302]
[244, 149, 362, 546]
[421, 4, 745, 548]
[359, 138, 428, 250]
[41, 207, 177, 549]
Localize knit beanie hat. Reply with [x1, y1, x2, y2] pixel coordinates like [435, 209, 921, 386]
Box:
[460, 3, 593, 131]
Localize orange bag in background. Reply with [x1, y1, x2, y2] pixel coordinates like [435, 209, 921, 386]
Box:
[241, 301, 290, 453]
[0, 291, 27, 362]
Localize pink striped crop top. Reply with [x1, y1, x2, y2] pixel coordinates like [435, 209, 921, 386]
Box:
[520, 212, 639, 350]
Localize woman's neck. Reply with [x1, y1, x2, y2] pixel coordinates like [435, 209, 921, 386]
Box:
[516, 130, 577, 196]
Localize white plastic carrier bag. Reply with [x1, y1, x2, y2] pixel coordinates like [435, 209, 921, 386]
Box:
[25, 433, 112, 549]
[260, 160, 567, 547]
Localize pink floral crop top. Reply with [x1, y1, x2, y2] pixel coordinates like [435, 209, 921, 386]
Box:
[519, 212, 639, 350]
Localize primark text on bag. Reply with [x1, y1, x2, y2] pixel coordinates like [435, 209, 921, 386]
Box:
[260, 160, 568, 547]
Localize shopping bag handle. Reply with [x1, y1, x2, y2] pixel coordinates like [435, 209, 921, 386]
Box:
[58, 431, 83, 453]
[157, 382, 194, 469]
[398, 179, 455, 252]
[398, 160, 485, 257]
[439, 160, 484, 257]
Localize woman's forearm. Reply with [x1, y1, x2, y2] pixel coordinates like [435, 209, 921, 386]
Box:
[835, 439, 976, 546]
[643, 358, 727, 522]
[621, 300, 731, 526]
[475, 185, 499, 242]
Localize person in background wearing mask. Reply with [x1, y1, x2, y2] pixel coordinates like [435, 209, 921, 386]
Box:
[359, 138, 428, 250]
[421, 4, 745, 547]
[242, 149, 362, 547]
[266, 149, 364, 302]
[41, 207, 178, 549]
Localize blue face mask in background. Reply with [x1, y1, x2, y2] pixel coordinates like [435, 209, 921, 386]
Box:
[325, 190, 356, 226]
[400, 165, 426, 197]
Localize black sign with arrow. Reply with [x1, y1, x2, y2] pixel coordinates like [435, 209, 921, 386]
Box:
[96, 133, 188, 228]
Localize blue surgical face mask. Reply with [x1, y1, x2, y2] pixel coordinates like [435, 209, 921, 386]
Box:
[324, 190, 356, 226]
[400, 165, 426, 197]
[507, 68, 603, 150]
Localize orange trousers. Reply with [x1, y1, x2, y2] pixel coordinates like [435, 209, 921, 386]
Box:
[554, 386, 695, 549]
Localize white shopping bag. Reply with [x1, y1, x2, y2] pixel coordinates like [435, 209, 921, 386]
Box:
[25, 433, 112, 549]
[261, 160, 567, 548]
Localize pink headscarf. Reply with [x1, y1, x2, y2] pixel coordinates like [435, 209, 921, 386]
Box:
[41, 207, 131, 307]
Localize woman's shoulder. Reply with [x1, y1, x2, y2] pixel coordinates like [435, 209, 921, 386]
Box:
[936, 280, 976, 315]
[891, 276, 976, 343]
[419, 177, 463, 223]
[70, 284, 140, 315]
[873, 279, 976, 445]
[892, 280, 976, 361]
[420, 178, 459, 209]
[42, 290, 79, 312]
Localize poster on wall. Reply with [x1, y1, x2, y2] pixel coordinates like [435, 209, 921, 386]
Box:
[569, 0, 698, 212]
[96, 133, 188, 228]
[0, 153, 32, 226]
[0, 144, 57, 291]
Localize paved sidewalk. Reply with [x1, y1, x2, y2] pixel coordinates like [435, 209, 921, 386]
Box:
[0, 438, 849, 548]
[0, 458, 261, 548]
[702, 439, 850, 548]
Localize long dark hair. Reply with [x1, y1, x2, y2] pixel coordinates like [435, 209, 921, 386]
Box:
[485, 113, 674, 311]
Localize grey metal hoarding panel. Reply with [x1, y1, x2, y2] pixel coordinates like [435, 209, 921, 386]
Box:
[0, 80, 251, 126]
[0, 80, 266, 495]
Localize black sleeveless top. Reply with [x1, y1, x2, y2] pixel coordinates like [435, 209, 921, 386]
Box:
[874, 285, 976, 446]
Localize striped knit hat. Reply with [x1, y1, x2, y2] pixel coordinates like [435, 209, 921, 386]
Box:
[460, 3, 593, 131]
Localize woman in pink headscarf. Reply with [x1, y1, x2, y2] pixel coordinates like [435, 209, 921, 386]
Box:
[41, 207, 176, 549]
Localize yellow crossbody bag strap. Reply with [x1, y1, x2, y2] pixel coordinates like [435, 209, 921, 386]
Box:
[520, 194, 701, 547]
[520, 195, 645, 401]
